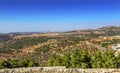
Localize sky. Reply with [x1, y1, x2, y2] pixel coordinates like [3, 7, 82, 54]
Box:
[0, 0, 120, 33]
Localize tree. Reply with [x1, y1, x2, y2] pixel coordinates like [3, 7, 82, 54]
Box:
[0, 60, 8, 69]
[91, 50, 103, 68]
[28, 60, 36, 67]
[70, 49, 91, 68]
[80, 50, 91, 68]
[62, 52, 71, 68]
[116, 53, 120, 67]
[102, 49, 117, 68]
[7, 59, 20, 68]
[19, 58, 30, 67]
[71, 49, 81, 68]
[48, 54, 62, 66]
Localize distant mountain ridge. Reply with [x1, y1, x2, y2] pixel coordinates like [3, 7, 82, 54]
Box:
[0, 26, 119, 42]
[98, 26, 120, 30]
[0, 25, 119, 34]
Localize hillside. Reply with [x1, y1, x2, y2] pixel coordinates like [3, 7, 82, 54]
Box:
[0, 26, 120, 66]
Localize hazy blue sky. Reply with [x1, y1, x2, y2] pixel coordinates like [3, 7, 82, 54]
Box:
[0, 0, 120, 33]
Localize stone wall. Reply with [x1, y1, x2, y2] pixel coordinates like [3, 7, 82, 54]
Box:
[0, 66, 120, 73]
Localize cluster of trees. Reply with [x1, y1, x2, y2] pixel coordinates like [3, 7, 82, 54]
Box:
[0, 37, 50, 53]
[1, 49, 120, 69]
[101, 39, 120, 47]
[0, 58, 38, 69]
[0, 34, 12, 43]
[36, 45, 50, 53]
[48, 49, 120, 68]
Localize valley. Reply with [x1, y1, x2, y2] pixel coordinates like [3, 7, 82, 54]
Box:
[0, 26, 120, 68]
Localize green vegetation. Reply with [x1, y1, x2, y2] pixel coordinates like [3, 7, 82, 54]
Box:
[0, 26, 120, 69]
[47, 49, 120, 68]
[0, 58, 38, 69]
[101, 39, 120, 47]
[1, 49, 119, 69]
[35, 45, 51, 53]
[0, 34, 12, 42]
[0, 37, 50, 53]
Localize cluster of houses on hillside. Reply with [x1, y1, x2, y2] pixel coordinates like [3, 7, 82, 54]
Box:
[112, 44, 120, 50]
[112, 44, 120, 51]
[112, 44, 120, 56]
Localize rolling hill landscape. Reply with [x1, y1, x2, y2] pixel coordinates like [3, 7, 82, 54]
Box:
[0, 26, 120, 69]
[0, 0, 120, 72]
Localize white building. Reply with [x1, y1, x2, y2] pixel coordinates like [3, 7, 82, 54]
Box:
[112, 44, 120, 51]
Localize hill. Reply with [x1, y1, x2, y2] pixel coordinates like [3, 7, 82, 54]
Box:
[0, 26, 120, 66]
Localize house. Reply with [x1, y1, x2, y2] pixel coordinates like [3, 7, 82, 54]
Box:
[112, 44, 120, 51]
